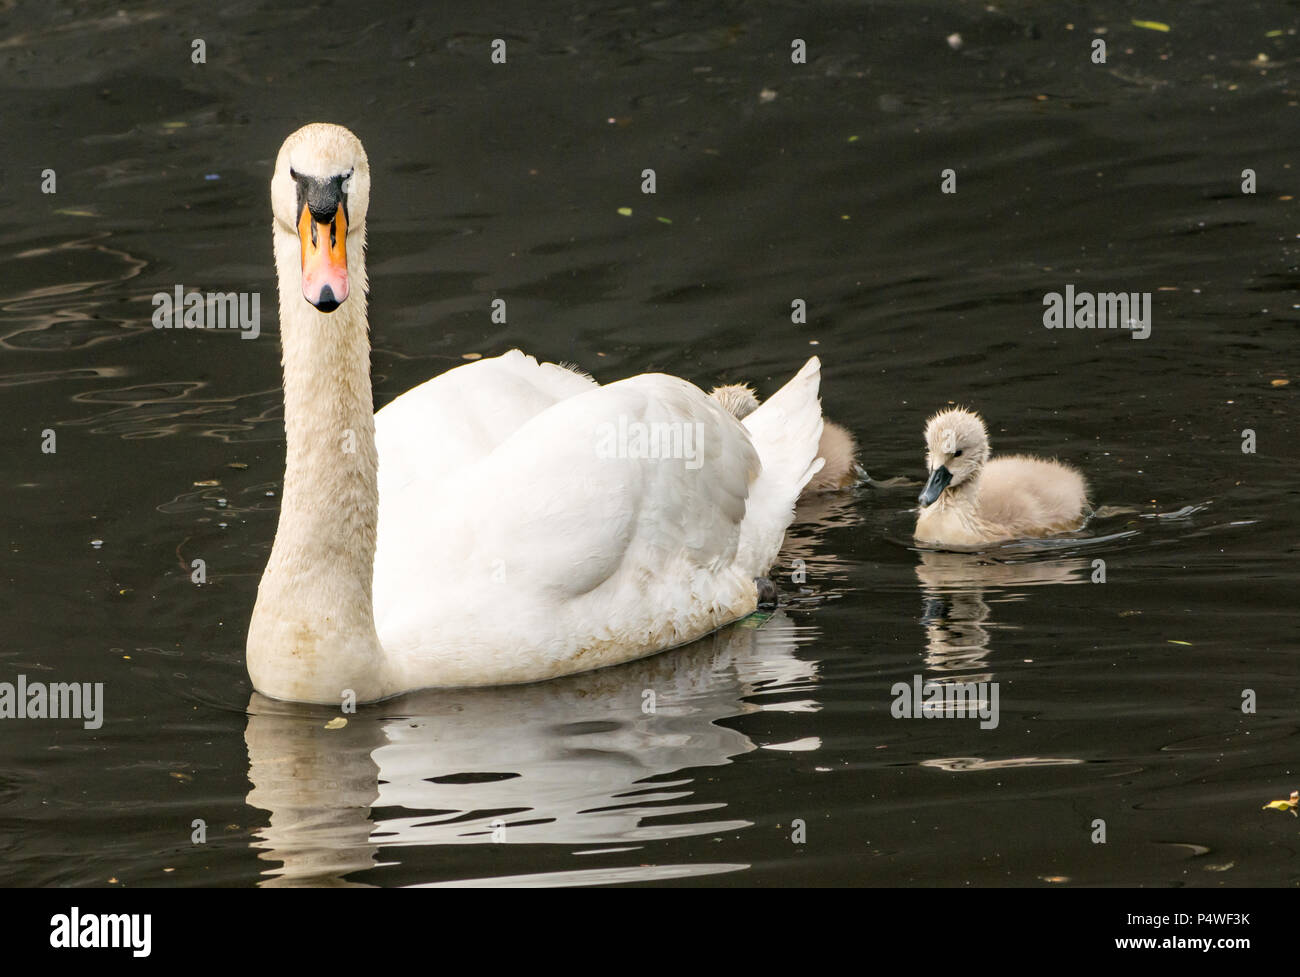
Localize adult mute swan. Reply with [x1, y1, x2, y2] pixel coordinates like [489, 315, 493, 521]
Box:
[914, 406, 1090, 546]
[246, 123, 828, 704]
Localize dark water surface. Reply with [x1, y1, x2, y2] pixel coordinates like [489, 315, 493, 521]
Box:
[1, 0, 1297, 886]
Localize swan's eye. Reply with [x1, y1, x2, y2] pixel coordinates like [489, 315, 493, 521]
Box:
[953, 449, 963, 457]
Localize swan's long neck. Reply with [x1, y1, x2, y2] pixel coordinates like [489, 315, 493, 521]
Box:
[246, 226, 393, 704]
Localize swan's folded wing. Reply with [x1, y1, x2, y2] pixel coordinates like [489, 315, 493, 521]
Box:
[375, 349, 597, 495]
[373, 372, 764, 670]
[468, 372, 760, 597]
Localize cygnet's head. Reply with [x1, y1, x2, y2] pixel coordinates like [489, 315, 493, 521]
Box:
[919, 406, 989, 507]
[709, 383, 760, 420]
[271, 123, 371, 313]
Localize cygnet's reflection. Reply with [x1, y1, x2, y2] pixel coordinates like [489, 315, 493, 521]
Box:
[245, 610, 818, 886]
[913, 550, 1089, 683]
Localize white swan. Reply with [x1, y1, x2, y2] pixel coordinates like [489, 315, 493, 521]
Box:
[246, 123, 827, 704]
[914, 406, 1089, 546]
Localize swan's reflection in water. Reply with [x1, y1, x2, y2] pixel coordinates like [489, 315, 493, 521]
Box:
[245, 611, 818, 886]
[914, 550, 1089, 683]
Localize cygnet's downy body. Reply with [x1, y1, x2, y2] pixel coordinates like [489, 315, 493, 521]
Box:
[914, 407, 1089, 546]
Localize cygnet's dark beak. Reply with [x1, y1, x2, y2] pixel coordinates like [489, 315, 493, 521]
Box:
[918, 465, 952, 507]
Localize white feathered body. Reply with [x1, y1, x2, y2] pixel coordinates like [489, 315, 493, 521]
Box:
[370, 351, 823, 689]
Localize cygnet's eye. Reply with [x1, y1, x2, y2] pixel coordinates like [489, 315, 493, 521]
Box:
[953, 449, 963, 458]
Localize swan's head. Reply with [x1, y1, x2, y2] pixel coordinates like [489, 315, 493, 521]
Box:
[919, 406, 989, 506]
[271, 123, 370, 313]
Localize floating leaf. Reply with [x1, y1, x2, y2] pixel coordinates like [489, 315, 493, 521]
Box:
[656, 216, 672, 224]
[323, 717, 348, 730]
[1131, 19, 1171, 32]
[617, 207, 633, 217]
[1167, 639, 1193, 646]
[1262, 790, 1299, 815]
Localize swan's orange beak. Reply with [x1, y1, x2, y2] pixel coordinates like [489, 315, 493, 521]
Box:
[298, 203, 349, 312]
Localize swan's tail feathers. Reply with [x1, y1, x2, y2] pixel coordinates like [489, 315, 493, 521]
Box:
[737, 357, 825, 574]
[744, 356, 825, 495]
